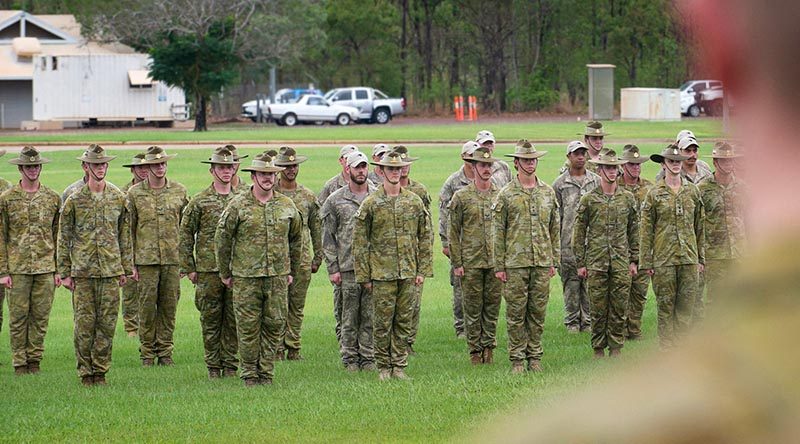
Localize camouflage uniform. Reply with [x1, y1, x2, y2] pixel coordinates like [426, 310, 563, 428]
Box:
[179, 184, 242, 372]
[318, 173, 349, 206]
[552, 170, 600, 330]
[60, 177, 86, 205]
[640, 178, 705, 348]
[618, 175, 654, 339]
[698, 175, 746, 311]
[276, 182, 323, 355]
[490, 161, 513, 187]
[0, 183, 60, 369]
[216, 190, 303, 382]
[368, 170, 383, 185]
[353, 187, 433, 372]
[58, 184, 132, 379]
[127, 179, 189, 361]
[318, 172, 349, 344]
[448, 183, 501, 357]
[119, 178, 141, 335]
[321, 184, 377, 367]
[573, 187, 640, 352]
[402, 178, 432, 349]
[493, 177, 560, 365]
[0, 176, 11, 334]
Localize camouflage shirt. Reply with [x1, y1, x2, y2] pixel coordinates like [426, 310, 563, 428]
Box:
[215, 189, 303, 279]
[618, 175, 655, 206]
[403, 178, 434, 247]
[448, 183, 498, 269]
[655, 159, 713, 184]
[0, 184, 60, 276]
[179, 184, 243, 274]
[491, 160, 513, 187]
[57, 183, 132, 278]
[121, 178, 143, 193]
[552, 170, 601, 263]
[0, 178, 11, 194]
[127, 179, 189, 266]
[368, 170, 383, 185]
[60, 177, 86, 205]
[639, 178, 705, 269]
[493, 177, 560, 271]
[353, 187, 433, 283]
[321, 183, 377, 274]
[573, 187, 640, 271]
[318, 172, 348, 205]
[439, 166, 505, 248]
[277, 182, 323, 270]
[698, 175, 747, 260]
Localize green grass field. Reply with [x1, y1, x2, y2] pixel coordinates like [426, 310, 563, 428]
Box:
[0, 131, 712, 442]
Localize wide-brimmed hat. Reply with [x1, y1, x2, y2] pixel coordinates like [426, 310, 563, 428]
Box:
[391, 145, 419, 162]
[241, 151, 285, 173]
[122, 153, 146, 168]
[371, 151, 412, 167]
[476, 130, 496, 145]
[676, 129, 695, 142]
[589, 148, 627, 166]
[9, 146, 50, 165]
[578, 121, 609, 137]
[566, 140, 589, 154]
[222, 144, 248, 160]
[273, 146, 308, 166]
[339, 145, 359, 158]
[620, 144, 648, 164]
[141, 146, 177, 164]
[0, 149, 6, 157]
[372, 143, 390, 157]
[677, 137, 700, 151]
[346, 151, 369, 168]
[465, 147, 499, 163]
[707, 141, 743, 159]
[650, 144, 690, 163]
[77, 144, 116, 163]
[506, 139, 547, 159]
[201, 147, 240, 165]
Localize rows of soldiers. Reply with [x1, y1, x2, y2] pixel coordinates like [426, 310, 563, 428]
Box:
[0, 121, 745, 385]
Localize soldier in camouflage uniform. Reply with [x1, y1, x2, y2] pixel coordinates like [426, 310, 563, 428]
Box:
[0, 147, 60, 375]
[0, 149, 11, 339]
[393, 145, 432, 354]
[58, 145, 132, 386]
[221, 144, 249, 190]
[560, 121, 609, 174]
[215, 152, 303, 386]
[353, 151, 433, 381]
[127, 146, 189, 366]
[476, 130, 513, 186]
[322, 151, 377, 371]
[655, 136, 713, 184]
[448, 147, 502, 365]
[493, 140, 559, 374]
[119, 153, 148, 337]
[368, 143, 389, 184]
[274, 146, 323, 361]
[698, 142, 746, 311]
[179, 148, 241, 379]
[573, 149, 640, 358]
[640, 145, 705, 349]
[617, 145, 654, 340]
[552, 141, 600, 333]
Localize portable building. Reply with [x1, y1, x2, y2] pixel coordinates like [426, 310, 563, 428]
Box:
[620, 88, 681, 121]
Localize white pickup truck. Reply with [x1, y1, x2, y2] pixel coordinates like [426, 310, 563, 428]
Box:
[324, 87, 406, 124]
[267, 94, 360, 126]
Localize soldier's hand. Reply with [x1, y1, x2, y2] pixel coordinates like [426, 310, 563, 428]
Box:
[453, 267, 465, 277]
[222, 276, 233, 289]
[131, 267, 140, 282]
[311, 263, 320, 274]
[548, 267, 556, 278]
[362, 282, 373, 291]
[577, 267, 588, 279]
[53, 275, 61, 288]
[644, 269, 655, 277]
[118, 275, 127, 287]
[415, 275, 425, 286]
[188, 272, 198, 285]
[329, 272, 342, 286]
[495, 271, 507, 283]
[287, 275, 294, 285]
[62, 277, 75, 291]
[0, 276, 12, 289]
[698, 264, 705, 274]
[629, 263, 638, 276]
[442, 246, 450, 258]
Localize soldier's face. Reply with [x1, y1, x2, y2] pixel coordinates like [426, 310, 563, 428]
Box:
[381, 166, 402, 184]
[20, 164, 41, 181]
[400, 164, 410, 178]
[681, 146, 699, 166]
[473, 161, 493, 180]
[132, 165, 149, 181]
[599, 164, 619, 182]
[514, 157, 538, 175]
[252, 171, 276, 190]
[347, 162, 369, 184]
[149, 162, 167, 178]
[568, 149, 588, 169]
[211, 164, 235, 183]
[586, 136, 604, 152]
[714, 158, 736, 175]
[664, 159, 683, 175]
[623, 162, 641, 178]
[281, 164, 299, 181]
[481, 140, 495, 152]
[83, 162, 108, 180]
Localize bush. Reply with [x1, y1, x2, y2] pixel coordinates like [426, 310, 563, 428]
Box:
[507, 73, 560, 111]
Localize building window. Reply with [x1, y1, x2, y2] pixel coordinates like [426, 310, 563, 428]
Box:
[52, 56, 57, 70]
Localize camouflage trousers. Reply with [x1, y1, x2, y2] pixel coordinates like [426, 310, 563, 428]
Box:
[560, 261, 590, 330]
[281, 269, 311, 352]
[72, 277, 120, 378]
[340, 271, 374, 366]
[0, 288, 4, 334]
[505, 267, 551, 362]
[372, 279, 415, 370]
[461, 268, 502, 355]
[703, 259, 735, 313]
[692, 270, 706, 325]
[333, 283, 342, 347]
[652, 264, 698, 349]
[195, 273, 238, 370]
[450, 266, 464, 335]
[407, 282, 423, 347]
[120, 279, 139, 335]
[587, 267, 631, 351]
[7, 273, 55, 368]
[137, 265, 180, 360]
[625, 272, 650, 339]
[233, 276, 288, 381]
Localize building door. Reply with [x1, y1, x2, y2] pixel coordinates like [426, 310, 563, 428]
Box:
[0, 80, 33, 129]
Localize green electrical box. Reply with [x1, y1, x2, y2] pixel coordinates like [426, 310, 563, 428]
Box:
[587, 64, 615, 120]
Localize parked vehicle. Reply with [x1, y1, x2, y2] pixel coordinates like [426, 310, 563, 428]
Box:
[324, 87, 405, 124]
[695, 86, 732, 117]
[679, 79, 723, 117]
[267, 94, 360, 126]
[241, 88, 323, 122]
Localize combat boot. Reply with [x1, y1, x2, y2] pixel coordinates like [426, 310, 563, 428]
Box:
[378, 368, 392, 381]
[244, 378, 259, 387]
[141, 358, 155, 367]
[567, 325, 580, 334]
[470, 353, 483, 365]
[391, 368, 410, 380]
[511, 361, 525, 375]
[593, 349, 606, 359]
[94, 374, 107, 386]
[482, 348, 494, 364]
[127, 331, 137, 338]
[258, 377, 273, 385]
[223, 368, 238, 378]
[609, 349, 622, 358]
[14, 365, 28, 376]
[158, 356, 174, 366]
[286, 349, 303, 361]
[27, 362, 40, 374]
[208, 368, 222, 379]
[80, 375, 94, 387]
[527, 359, 543, 373]
[360, 362, 376, 371]
[346, 363, 359, 372]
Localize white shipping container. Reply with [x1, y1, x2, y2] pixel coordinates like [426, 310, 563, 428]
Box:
[620, 88, 681, 121]
[32, 54, 185, 122]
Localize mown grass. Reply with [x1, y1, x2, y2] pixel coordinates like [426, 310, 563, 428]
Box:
[0, 118, 722, 144]
[0, 141, 680, 442]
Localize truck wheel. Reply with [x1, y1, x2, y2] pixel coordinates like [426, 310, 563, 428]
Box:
[337, 114, 351, 126]
[688, 104, 700, 117]
[283, 113, 297, 126]
[373, 108, 391, 124]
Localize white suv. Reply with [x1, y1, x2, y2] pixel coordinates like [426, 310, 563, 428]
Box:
[680, 80, 723, 117]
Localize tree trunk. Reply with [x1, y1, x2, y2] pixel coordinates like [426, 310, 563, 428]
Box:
[194, 93, 208, 132]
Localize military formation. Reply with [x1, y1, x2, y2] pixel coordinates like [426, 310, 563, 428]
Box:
[0, 121, 746, 386]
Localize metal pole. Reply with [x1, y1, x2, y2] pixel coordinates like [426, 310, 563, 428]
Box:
[269, 66, 276, 104]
